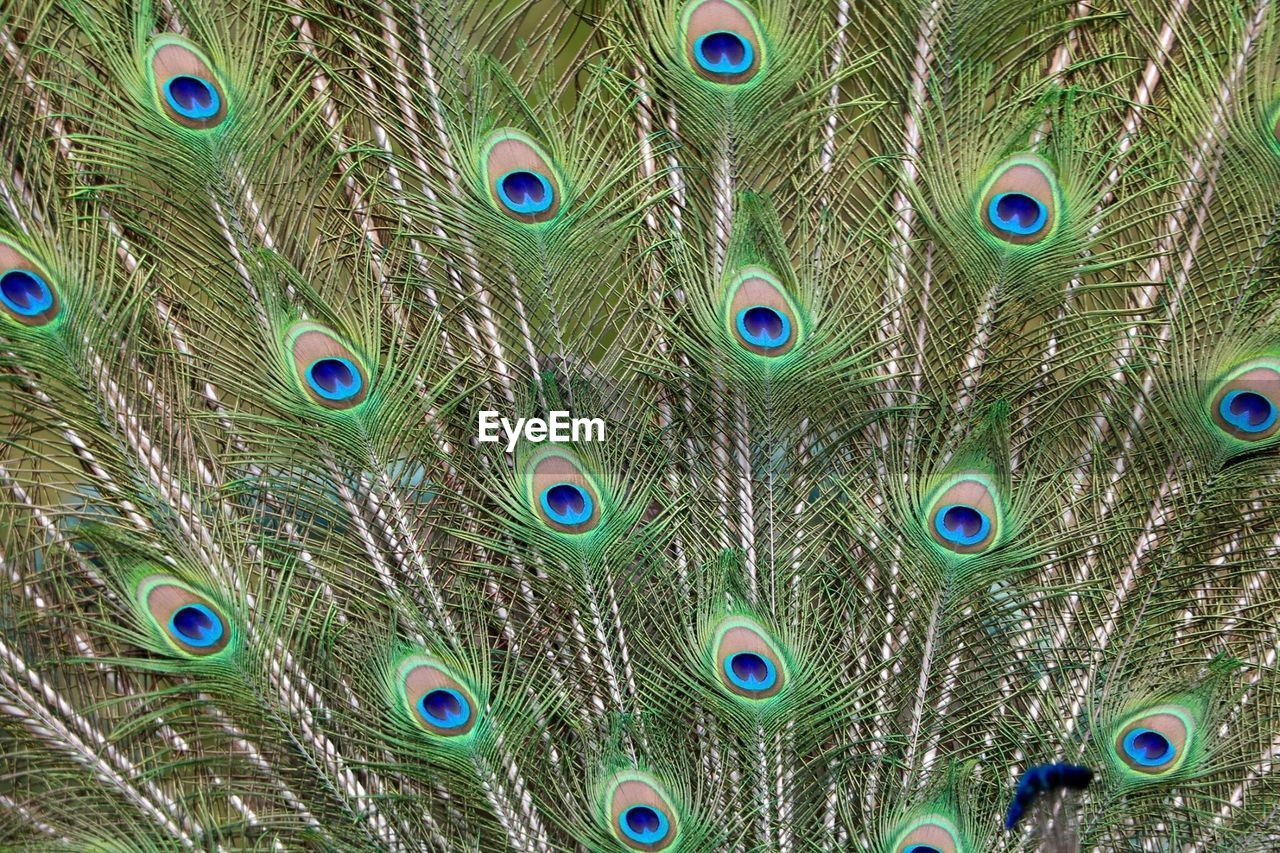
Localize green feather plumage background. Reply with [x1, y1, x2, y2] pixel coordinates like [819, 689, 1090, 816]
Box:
[1, 0, 1279, 849]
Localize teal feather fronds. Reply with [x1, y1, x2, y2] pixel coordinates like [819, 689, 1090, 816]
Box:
[2, 0, 1280, 850]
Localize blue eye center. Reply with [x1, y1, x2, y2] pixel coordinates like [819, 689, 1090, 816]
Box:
[1132, 731, 1170, 760]
[306, 357, 362, 401]
[163, 75, 220, 120]
[694, 30, 753, 76]
[1220, 389, 1276, 433]
[731, 652, 767, 683]
[0, 269, 53, 317]
[988, 192, 1047, 235]
[997, 193, 1040, 227]
[736, 305, 791, 350]
[724, 650, 777, 692]
[934, 503, 991, 547]
[1122, 727, 1175, 767]
[168, 603, 223, 648]
[496, 170, 554, 215]
[417, 688, 469, 729]
[626, 806, 659, 834]
[619, 804, 669, 844]
[425, 689, 460, 719]
[905, 846, 942, 853]
[944, 505, 982, 538]
[539, 483, 593, 527]
[502, 172, 545, 204]
[546, 484, 584, 516]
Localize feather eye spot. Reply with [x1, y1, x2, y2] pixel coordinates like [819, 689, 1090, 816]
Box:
[1, 269, 54, 321]
[736, 305, 790, 349]
[0, 241, 60, 327]
[417, 688, 472, 731]
[401, 660, 478, 738]
[482, 130, 562, 223]
[496, 170, 554, 216]
[1122, 728, 1174, 767]
[1219, 390, 1275, 434]
[306, 357, 362, 403]
[1114, 708, 1191, 776]
[539, 483, 593, 527]
[287, 323, 369, 410]
[139, 576, 232, 657]
[893, 818, 960, 853]
[148, 38, 227, 130]
[694, 30, 754, 76]
[713, 620, 786, 700]
[934, 504, 991, 547]
[1209, 361, 1280, 442]
[168, 603, 224, 648]
[607, 776, 678, 850]
[163, 74, 220, 120]
[987, 192, 1046, 237]
[925, 476, 1000, 555]
[724, 651, 776, 693]
[682, 0, 763, 85]
[978, 155, 1058, 245]
[725, 269, 801, 357]
[528, 451, 601, 534]
[619, 805, 670, 846]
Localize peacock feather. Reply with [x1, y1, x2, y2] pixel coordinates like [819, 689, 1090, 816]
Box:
[2, 0, 1280, 850]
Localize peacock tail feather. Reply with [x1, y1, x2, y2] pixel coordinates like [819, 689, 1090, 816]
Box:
[2, 0, 1279, 850]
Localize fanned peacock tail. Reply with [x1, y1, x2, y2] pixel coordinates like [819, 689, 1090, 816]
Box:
[2, 0, 1280, 849]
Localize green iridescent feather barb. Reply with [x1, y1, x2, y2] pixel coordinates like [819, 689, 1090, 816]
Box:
[1, 0, 1278, 849]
